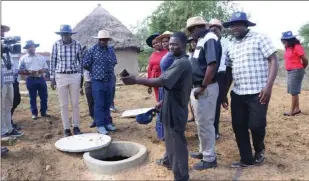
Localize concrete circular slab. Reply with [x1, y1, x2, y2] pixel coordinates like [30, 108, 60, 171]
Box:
[83, 141, 147, 175]
[55, 133, 111, 153]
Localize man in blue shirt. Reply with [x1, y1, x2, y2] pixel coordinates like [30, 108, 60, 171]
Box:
[83, 30, 117, 134]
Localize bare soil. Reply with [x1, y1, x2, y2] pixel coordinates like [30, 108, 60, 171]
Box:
[1, 82, 309, 180]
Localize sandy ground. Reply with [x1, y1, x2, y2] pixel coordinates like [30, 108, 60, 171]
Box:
[1, 82, 309, 180]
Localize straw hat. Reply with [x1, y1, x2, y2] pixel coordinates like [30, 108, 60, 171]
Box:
[1, 25, 10, 32]
[209, 19, 223, 29]
[156, 31, 173, 41]
[185, 16, 209, 31]
[92, 30, 112, 39]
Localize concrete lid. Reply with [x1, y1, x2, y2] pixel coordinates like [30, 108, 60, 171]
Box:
[121, 107, 154, 118]
[55, 133, 112, 153]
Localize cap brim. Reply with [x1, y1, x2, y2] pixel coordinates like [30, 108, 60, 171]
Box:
[1, 25, 10, 32]
[185, 23, 209, 31]
[281, 36, 296, 40]
[92, 36, 112, 40]
[156, 34, 172, 40]
[223, 20, 256, 28]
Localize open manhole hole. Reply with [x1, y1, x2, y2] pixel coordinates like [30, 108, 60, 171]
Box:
[83, 141, 147, 175]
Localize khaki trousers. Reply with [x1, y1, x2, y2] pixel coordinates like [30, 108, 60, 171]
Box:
[1, 84, 14, 135]
[55, 73, 81, 129]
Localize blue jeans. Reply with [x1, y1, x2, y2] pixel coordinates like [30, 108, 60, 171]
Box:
[92, 80, 113, 127]
[26, 76, 48, 116]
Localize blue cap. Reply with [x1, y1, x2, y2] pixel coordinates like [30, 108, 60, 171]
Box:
[223, 11, 256, 28]
[281, 31, 295, 40]
[136, 109, 157, 125]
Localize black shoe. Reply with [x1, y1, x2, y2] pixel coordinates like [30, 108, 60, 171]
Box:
[254, 149, 265, 166]
[156, 158, 172, 170]
[190, 152, 203, 159]
[1, 147, 9, 156]
[193, 159, 217, 170]
[215, 133, 220, 140]
[64, 129, 72, 137]
[89, 122, 96, 128]
[12, 123, 22, 131]
[73, 127, 82, 135]
[32, 115, 38, 120]
[231, 161, 254, 168]
[10, 129, 23, 137]
[41, 113, 51, 117]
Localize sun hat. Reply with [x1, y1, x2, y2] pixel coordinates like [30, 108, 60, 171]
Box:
[156, 31, 173, 41]
[209, 19, 223, 29]
[185, 16, 209, 31]
[23, 40, 40, 49]
[146, 33, 160, 48]
[92, 30, 112, 40]
[55, 24, 77, 35]
[222, 11, 256, 28]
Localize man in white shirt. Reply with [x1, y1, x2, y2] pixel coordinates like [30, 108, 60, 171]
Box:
[209, 19, 229, 140]
[18, 40, 50, 120]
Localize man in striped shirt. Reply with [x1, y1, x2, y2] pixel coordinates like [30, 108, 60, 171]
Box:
[50, 24, 83, 137]
[1, 24, 23, 137]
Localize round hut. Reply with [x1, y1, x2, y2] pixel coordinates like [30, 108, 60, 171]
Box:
[72, 4, 141, 75]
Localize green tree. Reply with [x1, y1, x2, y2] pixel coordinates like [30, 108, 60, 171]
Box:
[299, 22, 309, 54]
[147, 1, 241, 38]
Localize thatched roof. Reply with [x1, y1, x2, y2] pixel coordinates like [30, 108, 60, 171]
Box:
[72, 4, 141, 51]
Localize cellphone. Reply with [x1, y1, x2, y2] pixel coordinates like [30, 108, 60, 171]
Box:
[120, 69, 130, 77]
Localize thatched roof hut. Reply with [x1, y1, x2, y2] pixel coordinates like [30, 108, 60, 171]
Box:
[72, 4, 141, 75]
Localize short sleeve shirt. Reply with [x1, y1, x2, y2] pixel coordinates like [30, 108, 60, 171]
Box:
[225, 31, 276, 95]
[159, 55, 192, 131]
[284, 44, 305, 71]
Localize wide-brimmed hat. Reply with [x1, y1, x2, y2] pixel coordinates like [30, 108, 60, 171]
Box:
[92, 30, 112, 39]
[1, 25, 10, 33]
[223, 11, 256, 28]
[209, 19, 223, 29]
[156, 31, 173, 41]
[55, 24, 77, 35]
[146, 33, 160, 48]
[281, 31, 296, 40]
[185, 16, 209, 31]
[23, 40, 40, 49]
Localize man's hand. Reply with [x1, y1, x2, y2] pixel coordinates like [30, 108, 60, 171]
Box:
[121, 75, 137, 85]
[155, 100, 163, 110]
[259, 86, 272, 104]
[222, 96, 229, 110]
[80, 88, 84, 96]
[147, 87, 152, 94]
[193, 87, 205, 99]
[51, 78, 57, 90]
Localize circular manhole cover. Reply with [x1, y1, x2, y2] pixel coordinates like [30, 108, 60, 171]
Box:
[55, 133, 111, 153]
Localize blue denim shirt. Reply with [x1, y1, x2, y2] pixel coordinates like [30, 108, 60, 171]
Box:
[83, 44, 117, 81]
[160, 51, 174, 72]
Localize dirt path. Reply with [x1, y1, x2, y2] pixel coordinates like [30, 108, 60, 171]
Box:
[1, 83, 309, 180]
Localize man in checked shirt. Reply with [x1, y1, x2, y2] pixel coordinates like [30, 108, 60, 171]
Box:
[222, 12, 279, 168]
[50, 25, 83, 137]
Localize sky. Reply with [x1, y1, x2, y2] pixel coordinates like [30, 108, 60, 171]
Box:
[2, 1, 309, 52]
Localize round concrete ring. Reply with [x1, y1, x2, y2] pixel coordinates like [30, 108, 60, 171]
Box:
[83, 141, 147, 175]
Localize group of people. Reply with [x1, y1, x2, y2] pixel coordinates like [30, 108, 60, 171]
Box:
[122, 11, 308, 181]
[1, 9, 308, 180]
[1, 24, 120, 143]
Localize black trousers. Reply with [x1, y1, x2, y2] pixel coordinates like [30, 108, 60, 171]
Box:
[231, 91, 268, 165]
[84, 81, 94, 119]
[214, 71, 225, 134]
[11, 79, 21, 123]
[165, 125, 189, 181]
